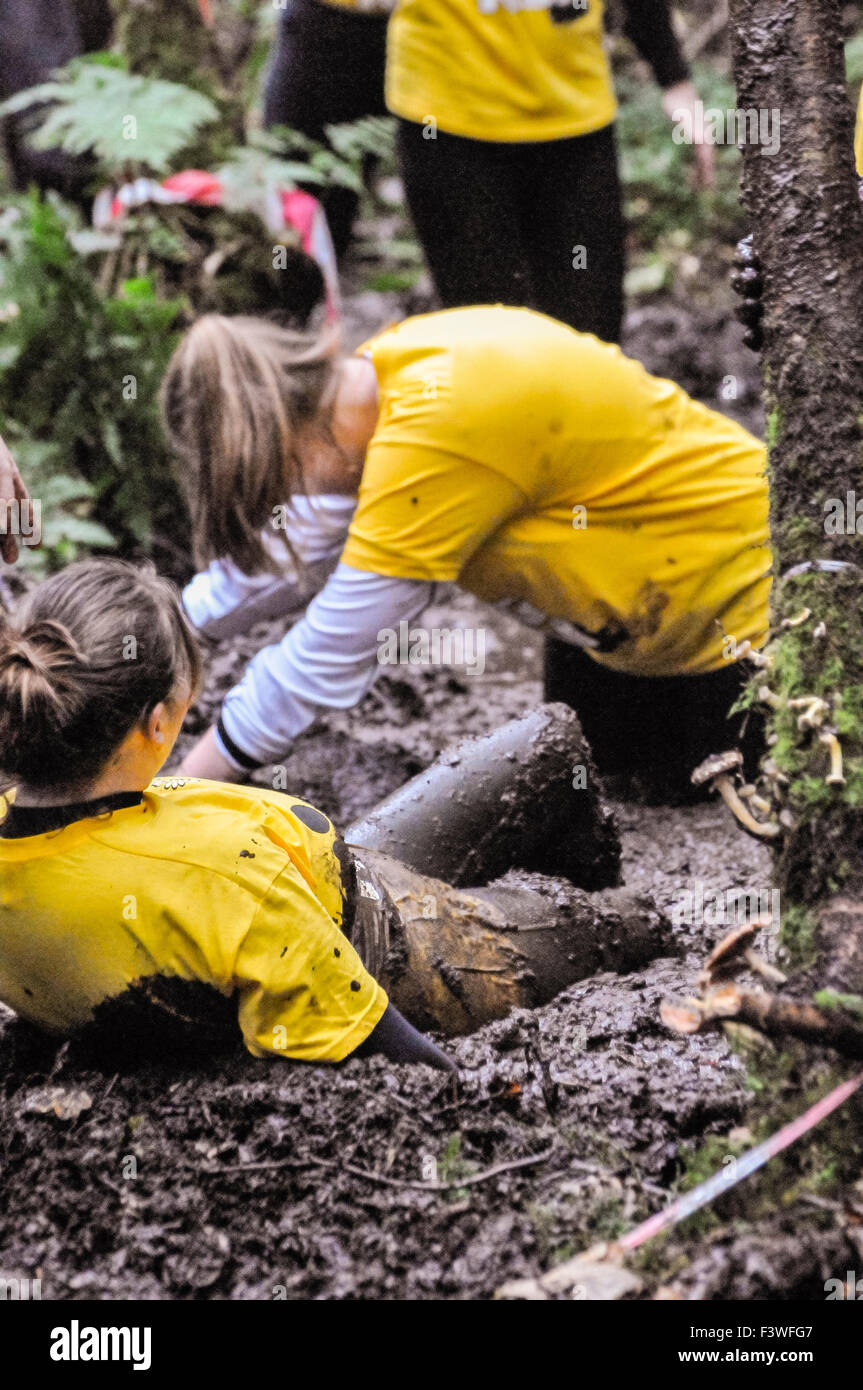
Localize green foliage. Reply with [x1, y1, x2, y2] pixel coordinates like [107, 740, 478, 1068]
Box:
[437, 1133, 477, 1199]
[845, 33, 863, 87]
[779, 904, 819, 972]
[0, 194, 185, 561]
[0, 59, 220, 177]
[0, 26, 401, 565]
[814, 989, 863, 1020]
[615, 62, 746, 297]
[324, 117, 399, 173]
[216, 139, 331, 206]
[267, 117, 398, 195]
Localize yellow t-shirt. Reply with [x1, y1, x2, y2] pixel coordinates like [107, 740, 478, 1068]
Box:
[855, 85, 863, 175]
[386, 0, 617, 142]
[0, 779, 386, 1061]
[343, 307, 771, 677]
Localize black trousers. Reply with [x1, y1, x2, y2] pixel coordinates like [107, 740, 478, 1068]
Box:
[0, 0, 113, 201]
[544, 641, 764, 800]
[263, 0, 389, 261]
[396, 118, 625, 343]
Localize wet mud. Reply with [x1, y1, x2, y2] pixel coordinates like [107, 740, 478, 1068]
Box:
[0, 292, 834, 1302]
[2, 588, 811, 1303]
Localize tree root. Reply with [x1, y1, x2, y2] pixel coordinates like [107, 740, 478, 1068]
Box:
[662, 982, 863, 1059]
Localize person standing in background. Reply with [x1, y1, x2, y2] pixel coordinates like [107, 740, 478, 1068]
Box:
[388, 0, 714, 346]
[263, 0, 394, 262]
[386, 0, 716, 737]
[0, 0, 113, 202]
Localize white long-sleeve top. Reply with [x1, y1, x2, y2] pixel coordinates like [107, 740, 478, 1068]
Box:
[183, 496, 437, 769]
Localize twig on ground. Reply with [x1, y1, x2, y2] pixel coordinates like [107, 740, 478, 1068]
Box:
[663, 984, 863, 1059]
[198, 1146, 555, 1191]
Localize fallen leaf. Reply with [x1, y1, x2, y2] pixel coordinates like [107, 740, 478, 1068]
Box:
[24, 1087, 93, 1121]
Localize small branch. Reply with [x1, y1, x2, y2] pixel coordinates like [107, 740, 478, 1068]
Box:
[664, 984, 863, 1059]
[198, 1147, 555, 1191]
[731, 987, 863, 1058]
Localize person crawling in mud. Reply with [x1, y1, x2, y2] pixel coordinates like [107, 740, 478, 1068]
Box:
[0, 559, 456, 1071]
[161, 305, 771, 798]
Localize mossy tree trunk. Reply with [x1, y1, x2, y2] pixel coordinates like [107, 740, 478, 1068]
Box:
[729, 0, 863, 994]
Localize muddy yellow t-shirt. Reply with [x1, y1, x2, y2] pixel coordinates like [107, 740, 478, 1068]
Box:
[0, 779, 386, 1061]
[343, 307, 771, 677]
[386, 0, 617, 142]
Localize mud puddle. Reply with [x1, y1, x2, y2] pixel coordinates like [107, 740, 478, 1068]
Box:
[0, 289, 829, 1302]
[1, 587, 798, 1302]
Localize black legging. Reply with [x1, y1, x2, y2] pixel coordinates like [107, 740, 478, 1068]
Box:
[543, 641, 765, 799]
[0, 0, 113, 201]
[263, 0, 389, 262]
[394, 0, 690, 338]
[397, 119, 625, 343]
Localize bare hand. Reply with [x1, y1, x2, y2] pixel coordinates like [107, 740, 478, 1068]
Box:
[662, 80, 717, 192]
[0, 433, 31, 564]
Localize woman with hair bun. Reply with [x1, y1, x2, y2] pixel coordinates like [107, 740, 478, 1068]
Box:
[0, 558, 454, 1069]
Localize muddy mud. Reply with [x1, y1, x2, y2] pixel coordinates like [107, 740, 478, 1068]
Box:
[2, 580, 815, 1303]
[1, 291, 836, 1302]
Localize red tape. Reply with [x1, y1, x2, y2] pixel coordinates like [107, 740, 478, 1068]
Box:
[620, 1070, 863, 1251]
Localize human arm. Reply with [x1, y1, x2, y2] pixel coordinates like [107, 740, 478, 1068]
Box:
[619, 0, 715, 190]
[179, 562, 437, 777]
[0, 433, 32, 563]
[182, 494, 356, 641]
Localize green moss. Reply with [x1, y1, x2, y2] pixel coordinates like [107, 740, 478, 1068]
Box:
[814, 989, 863, 1019]
[658, 565, 863, 1294]
[781, 903, 820, 969]
[743, 568, 863, 908]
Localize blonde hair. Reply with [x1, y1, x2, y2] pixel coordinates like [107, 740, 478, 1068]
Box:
[160, 314, 341, 575]
[0, 560, 201, 791]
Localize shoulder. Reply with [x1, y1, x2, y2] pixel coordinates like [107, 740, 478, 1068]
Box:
[102, 779, 342, 909]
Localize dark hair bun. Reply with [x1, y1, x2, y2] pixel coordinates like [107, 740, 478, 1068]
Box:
[0, 619, 87, 778]
[0, 561, 200, 791]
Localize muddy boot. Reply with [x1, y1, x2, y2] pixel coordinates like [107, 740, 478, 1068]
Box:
[346, 703, 620, 891]
[346, 848, 671, 1037]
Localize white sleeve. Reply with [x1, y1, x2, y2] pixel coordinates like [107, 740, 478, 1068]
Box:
[182, 494, 356, 642]
[215, 563, 436, 768]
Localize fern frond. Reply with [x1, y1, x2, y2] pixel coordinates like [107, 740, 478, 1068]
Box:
[0, 60, 219, 176]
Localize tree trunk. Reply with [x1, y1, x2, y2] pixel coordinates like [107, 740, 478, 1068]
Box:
[729, 0, 863, 993]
